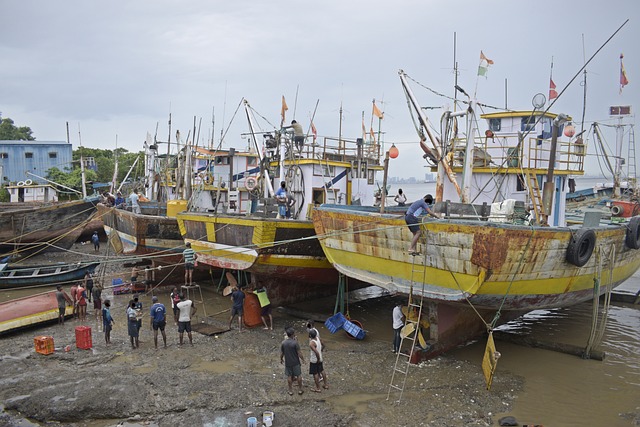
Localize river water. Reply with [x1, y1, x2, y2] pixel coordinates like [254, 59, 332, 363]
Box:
[380, 178, 640, 426]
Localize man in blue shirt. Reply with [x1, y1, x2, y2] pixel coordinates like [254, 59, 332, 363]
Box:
[275, 181, 288, 219]
[150, 295, 167, 349]
[229, 286, 246, 331]
[405, 194, 440, 255]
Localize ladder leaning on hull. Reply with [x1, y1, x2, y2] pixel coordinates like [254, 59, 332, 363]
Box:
[387, 250, 428, 404]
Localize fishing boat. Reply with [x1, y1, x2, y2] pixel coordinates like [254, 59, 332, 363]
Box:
[0, 196, 99, 257]
[177, 99, 383, 304]
[312, 70, 640, 359]
[0, 261, 99, 289]
[0, 291, 73, 334]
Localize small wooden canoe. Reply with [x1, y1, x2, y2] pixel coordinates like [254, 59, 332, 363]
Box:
[0, 262, 99, 289]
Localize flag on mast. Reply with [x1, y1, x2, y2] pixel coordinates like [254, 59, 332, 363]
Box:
[477, 51, 494, 77]
[372, 101, 384, 119]
[620, 53, 629, 94]
[549, 79, 558, 100]
[280, 96, 288, 126]
[311, 121, 317, 143]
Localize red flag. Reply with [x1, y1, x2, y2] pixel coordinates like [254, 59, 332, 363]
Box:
[620, 53, 629, 93]
[311, 121, 317, 143]
[549, 78, 558, 100]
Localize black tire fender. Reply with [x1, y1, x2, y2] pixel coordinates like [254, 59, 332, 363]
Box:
[566, 228, 596, 267]
[625, 216, 640, 249]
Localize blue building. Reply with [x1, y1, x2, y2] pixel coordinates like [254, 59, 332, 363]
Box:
[0, 140, 73, 185]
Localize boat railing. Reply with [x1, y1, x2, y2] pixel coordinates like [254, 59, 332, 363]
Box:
[290, 135, 381, 165]
[448, 134, 585, 173]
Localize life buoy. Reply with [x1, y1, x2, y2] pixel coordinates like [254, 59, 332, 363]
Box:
[24, 179, 33, 186]
[566, 228, 596, 267]
[16, 181, 25, 186]
[245, 176, 258, 191]
[625, 216, 640, 249]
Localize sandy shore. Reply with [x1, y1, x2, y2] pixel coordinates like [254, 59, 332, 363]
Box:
[0, 244, 523, 427]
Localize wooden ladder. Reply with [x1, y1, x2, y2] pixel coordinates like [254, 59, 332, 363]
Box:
[524, 170, 545, 224]
[387, 252, 427, 404]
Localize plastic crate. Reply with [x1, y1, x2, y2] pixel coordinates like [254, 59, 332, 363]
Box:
[324, 312, 347, 334]
[343, 320, 366, 340]
[34, 336, 54, 355]
[75, 326, 92, 350]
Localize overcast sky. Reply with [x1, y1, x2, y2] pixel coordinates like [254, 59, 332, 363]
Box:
[1, 0, 638, 179]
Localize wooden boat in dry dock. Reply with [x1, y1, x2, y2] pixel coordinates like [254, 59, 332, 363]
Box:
[312, 70, 640, 360]
[0, 196, 99, 256]
[0, 261, 99, 289]
[177, 99, 383, 304]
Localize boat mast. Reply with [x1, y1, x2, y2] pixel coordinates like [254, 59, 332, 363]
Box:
[243, 100, 275, 197]
[111, 136, 119, 194]
[398, 70, 462, 201]
[78, 124, 87, 198]
[614, 116, 624, 197]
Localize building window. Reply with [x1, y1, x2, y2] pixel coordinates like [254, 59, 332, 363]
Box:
[25, 152, 33, 159]
[489, 118, 501, 132]
[49, 152, 57, 159]
[0, 153, 8, 159]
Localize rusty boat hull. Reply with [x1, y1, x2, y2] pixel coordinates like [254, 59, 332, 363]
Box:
[98, 204, 184, 264]
[313, 205, 640, 356]
[0, 291, 73, 334]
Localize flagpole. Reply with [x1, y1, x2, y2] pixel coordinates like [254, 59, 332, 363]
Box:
[549, 56, 554, 105]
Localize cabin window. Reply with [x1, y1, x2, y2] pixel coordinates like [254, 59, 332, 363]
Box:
[489, 118, 501, 132]
[25, 152, 33, 159]
[247, 157, 257, 167]
[215, 156, 230, 165]
[517, 174, 526, 191]
[368, 169, 375, 185]
[49, 152, 57, 159]
[0, 153, 8, 159]
[521, 116, 537, 132]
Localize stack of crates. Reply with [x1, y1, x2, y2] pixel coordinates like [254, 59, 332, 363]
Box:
[324, 312, 347, 334]
[34, 336, 54, 355]
[75, 326, 92, 350]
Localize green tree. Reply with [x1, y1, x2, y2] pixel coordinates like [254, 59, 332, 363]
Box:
[0, 117, 35, 140]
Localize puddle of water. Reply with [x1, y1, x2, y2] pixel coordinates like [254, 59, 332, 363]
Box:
[327, 392, 384, 416]
[192, 359, 239, 374]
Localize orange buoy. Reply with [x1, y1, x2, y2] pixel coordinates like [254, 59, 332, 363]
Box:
[243, 292, 263, 328]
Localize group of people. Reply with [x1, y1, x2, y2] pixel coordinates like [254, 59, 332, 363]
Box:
[99, 189, 148, 214]
[280, 321, 329, 395]
[56, 272, 102, 325]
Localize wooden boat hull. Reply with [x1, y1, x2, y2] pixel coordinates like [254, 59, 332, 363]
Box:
[98, 204, 184, 264]
[0, 291, 73, 334]
[313, 205, 640, 356]
[178, 212, 341, 304]
[0, 198, 98, 255]
[0, 262, 99, 289]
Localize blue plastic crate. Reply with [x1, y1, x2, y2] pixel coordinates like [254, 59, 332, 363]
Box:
[324, 312, 347, 334]
[343, 320, 366, 340]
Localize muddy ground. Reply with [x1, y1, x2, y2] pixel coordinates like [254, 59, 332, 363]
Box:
[0, 244, 523, 427]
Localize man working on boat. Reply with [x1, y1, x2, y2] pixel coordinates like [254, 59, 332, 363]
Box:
[130, 190, 141, 214]
[286, 120, 305, 150]
[183, 242, 197, 286]
[275, 181, 288, 219]
[405, 194, 440, 255]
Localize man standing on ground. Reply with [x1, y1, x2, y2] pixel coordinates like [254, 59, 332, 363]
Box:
[280, 327, 305, 395]
[102, 300, 114, 345]
[150, 296, 167, 349]
[127, 300, 140, 349]
[309, 329, 328, 392]
[55, 285, 72, 325]
[253, 285, 273, 330]
[93, 285, 102, 325]
[83, 272, 94, 303]
[229, 286, 245, 331]
[70, 282, 78, 319]
[405, 194, 440, 255]
[170, 287, 181, 325]
[91, 231, 100, 252]
[177, 294, 196, 346]
[183, 242, 197, 286]
[392, 302, 405, 354]
[76, 282, 87, 322]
